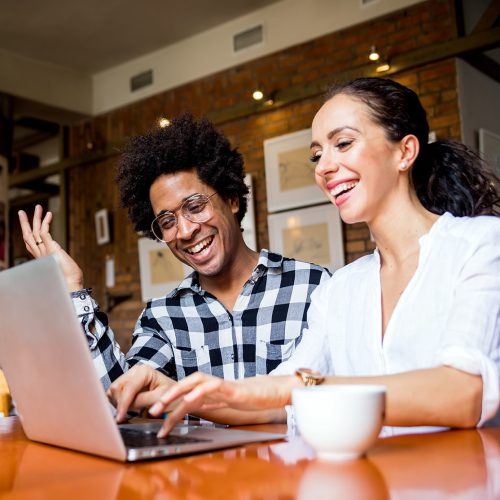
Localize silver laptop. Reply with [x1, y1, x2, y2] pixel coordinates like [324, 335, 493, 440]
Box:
[0, 255, 285, 461]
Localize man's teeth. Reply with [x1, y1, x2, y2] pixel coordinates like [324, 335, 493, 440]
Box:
[330, 181, 358, 198]
[186, 237, 213, 254]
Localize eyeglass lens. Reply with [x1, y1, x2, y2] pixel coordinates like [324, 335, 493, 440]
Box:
[152, 193, 215, 242]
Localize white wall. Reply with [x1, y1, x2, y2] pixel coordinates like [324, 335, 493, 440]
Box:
[0, 50, 92, 115]
[0, 0, 421, 116]
[457, 58, 500, 150]
[92, 0, 421, 114]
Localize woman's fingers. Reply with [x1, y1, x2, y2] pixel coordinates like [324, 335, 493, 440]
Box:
[157, 399, 197, 437]
[148, 374, 231, 437]
[149, 373, 218, 416]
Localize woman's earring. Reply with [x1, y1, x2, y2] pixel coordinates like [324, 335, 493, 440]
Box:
[400, 161, 409, 170]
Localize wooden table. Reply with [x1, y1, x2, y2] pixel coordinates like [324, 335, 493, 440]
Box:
[1, 417, 498, 499]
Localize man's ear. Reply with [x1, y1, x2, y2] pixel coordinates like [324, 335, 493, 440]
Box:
[228, 195, 240, 215]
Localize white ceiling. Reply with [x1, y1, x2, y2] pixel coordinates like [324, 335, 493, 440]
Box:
[0, 0, 282, 73]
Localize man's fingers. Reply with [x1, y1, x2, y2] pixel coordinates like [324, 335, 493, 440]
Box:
[31, 205, 44, 240]
[133, 388, 165, 410]
[109, 365, 162, 421]
[38, 212, 55, 248]
[115, 386, 137, 422]
[18, 210, 39, 254]
[111, 376, 148, 421]
[18, 206, 55, 257]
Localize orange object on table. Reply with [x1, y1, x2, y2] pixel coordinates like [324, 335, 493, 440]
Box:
[0, 369, 11, 417]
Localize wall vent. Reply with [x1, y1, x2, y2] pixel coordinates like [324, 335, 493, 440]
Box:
[233, 25, 263, 52]
[130, 69, 153, 92]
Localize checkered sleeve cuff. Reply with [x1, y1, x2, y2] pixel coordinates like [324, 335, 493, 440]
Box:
[70, 288, 95, 317]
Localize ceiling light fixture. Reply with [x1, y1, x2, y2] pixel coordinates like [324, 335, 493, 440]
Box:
[264, 90, 277, 107]
[375, 61, 391, 73]
[158, 117, 170, 128]
[368, 46, 380, 62]
[252, 89, 264, 101]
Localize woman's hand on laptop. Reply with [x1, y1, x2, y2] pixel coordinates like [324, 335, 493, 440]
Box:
[107, 363, 176, 423]
[18, 204, 84, 292]
[148, 373, 297, 437]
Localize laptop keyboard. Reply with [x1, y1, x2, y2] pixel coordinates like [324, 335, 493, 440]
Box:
[120, 427, 210, 448]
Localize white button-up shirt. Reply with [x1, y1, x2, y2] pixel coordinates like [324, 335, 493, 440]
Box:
[273, 213, 500, 435]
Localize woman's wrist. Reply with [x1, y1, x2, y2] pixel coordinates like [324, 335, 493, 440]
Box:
[283, 375, 304, 406]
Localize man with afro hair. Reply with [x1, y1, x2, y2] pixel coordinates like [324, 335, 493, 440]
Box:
[19, 114, 330, 421]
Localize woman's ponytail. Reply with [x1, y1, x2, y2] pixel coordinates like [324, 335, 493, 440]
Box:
[413, 140, 499, 216]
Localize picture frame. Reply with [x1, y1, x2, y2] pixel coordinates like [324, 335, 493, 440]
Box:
[268, 203, 344, 273]
[241, 173, 257, 251]
[0, 155, 7, 270]
[479, 128, 500, 180]
[94, 208, 111, 245]
[138, 237, 192, 302]
[264, 128, 325, 212]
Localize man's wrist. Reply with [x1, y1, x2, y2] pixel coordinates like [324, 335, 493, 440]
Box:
[70, 288, 94, 317]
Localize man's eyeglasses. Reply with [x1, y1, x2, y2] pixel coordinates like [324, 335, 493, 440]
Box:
[151, 192, 217, 243]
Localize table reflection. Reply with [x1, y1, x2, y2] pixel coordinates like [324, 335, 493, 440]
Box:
[1, 417, 498, 500]
[1, 440, 124, 498]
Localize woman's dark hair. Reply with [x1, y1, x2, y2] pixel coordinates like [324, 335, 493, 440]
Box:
[116, 113, 249, 238]
[326, 77, 499, 216]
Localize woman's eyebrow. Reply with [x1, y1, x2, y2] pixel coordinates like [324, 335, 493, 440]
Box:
[310, 126, 360, 148]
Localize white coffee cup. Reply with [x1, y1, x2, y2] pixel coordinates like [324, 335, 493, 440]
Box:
[292, 384, 386, 461]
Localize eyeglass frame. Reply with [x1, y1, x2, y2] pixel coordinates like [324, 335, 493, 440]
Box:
[151, 192, 218, 243]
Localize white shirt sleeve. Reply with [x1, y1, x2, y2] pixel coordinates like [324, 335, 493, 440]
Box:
[434, 223, 500, 425]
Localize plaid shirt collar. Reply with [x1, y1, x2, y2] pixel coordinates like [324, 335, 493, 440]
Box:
[170, 249, 284, 297]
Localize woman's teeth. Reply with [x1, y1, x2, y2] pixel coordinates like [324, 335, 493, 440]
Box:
[186, 236, 213, 255]
[330, 181, 358, 198]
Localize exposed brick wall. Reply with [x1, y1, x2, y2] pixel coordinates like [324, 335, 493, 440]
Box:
[67, 0, 461, 348]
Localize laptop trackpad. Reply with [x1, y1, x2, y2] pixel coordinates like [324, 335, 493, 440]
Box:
[119, 423, 210, 448]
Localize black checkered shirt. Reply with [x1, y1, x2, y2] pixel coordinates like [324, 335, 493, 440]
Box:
[72, 249, 330, 390]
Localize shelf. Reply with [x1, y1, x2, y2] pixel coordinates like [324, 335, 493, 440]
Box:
[8, 144, 119, 188]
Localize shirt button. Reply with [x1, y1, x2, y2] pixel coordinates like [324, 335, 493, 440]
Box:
[80, 294, 86, 300]
[83, 306, 90, 312]
[230, 353, 235, 360]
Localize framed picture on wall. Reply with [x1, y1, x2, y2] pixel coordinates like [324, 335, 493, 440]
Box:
[138, 237, 192, 302]
[94, 209, 111, 245]
[479, 128, 500, 180]
[264, 128, 325, 212]
[268, 203, 344, 273]
[241, 173, 257, 251]
[0, 155, 7, 270]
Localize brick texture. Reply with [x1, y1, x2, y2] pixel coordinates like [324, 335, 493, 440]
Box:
[67, 0, 461, 348]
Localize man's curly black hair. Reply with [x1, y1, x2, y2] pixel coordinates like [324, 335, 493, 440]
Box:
[116, 113, 249, 239]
